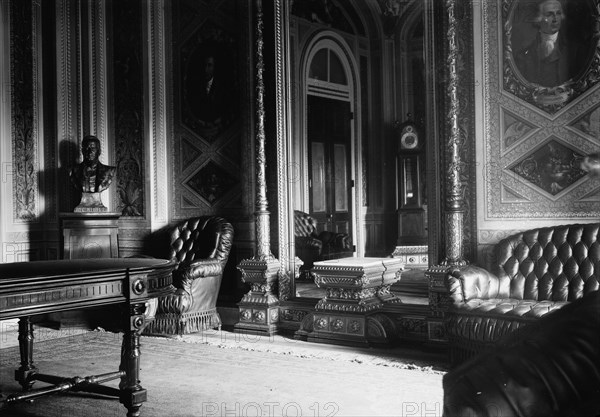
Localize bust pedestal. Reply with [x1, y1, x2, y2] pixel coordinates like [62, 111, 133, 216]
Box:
[59, 212, 121, 259]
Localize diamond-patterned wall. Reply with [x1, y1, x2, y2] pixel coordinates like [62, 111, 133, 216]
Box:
[171, 0, 249, 218]
[482, 0, 600, 219]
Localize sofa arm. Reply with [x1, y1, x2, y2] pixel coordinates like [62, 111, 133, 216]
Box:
[187, 258, 224, 279]
[446, 265, 504, 303]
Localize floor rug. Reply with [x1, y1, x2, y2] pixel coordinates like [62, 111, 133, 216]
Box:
[0, 330, 446, 417]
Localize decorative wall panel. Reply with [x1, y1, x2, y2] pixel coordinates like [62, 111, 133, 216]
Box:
[171, 0, 247, 218]
[10, 0, 38, 221]
[113, 0, 145, 217]
[482, 0, 600, 218]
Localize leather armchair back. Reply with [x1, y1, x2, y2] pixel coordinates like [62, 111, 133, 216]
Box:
[494, 223, 600, 301]
[169, 217, 234, 271]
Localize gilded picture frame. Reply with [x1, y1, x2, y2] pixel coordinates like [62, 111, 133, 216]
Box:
[503, 0, 600, 113]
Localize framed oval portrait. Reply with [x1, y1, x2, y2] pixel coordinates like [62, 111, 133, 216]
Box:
[503, 0, 599, 112]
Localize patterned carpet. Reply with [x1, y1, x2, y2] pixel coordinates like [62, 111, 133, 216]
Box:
[0, 330, 446, 417]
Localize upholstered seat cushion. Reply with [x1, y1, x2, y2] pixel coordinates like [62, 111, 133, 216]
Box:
[447, 299, 570, 343]
[456, 298, 568, 318]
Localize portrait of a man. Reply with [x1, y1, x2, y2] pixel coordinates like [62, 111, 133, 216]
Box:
[183, 43, 237, 139]
[512, 0, 590, 87]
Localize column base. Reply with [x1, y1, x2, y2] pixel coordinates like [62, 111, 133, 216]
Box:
[234, 305, 279, 336]
[297, 312, 395, 348]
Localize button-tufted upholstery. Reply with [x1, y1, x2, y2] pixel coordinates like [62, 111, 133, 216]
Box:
[445, 223, 600, 366]
[294, 210, 352, 279]
[144, 216, 234, 336]
[443, 290, 600, 417]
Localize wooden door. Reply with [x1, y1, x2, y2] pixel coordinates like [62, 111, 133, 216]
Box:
[307, 95, 352, 241]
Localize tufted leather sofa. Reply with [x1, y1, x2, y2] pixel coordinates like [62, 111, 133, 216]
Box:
[294, 210, 351, 279]
[442, 289, 600, 417]
[444, 223, 600, 366]
[143, 216, 234, 336]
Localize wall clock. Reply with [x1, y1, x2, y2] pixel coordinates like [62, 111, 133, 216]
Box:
[400, 124, 420, 150]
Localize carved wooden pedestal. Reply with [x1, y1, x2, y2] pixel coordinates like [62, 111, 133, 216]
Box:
[234, 257, 280, 336]
[301, 257, 404, 347]
[426, 265, 451, 344]
[59, 212, 120, 259]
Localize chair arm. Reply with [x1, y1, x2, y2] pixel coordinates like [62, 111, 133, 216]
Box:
[295, 236, 323, 252]
[317, 231, 350, 251]
[157, 288, 192, 314]
[186, 258, 224, 279]
[446, 265, 503, 303]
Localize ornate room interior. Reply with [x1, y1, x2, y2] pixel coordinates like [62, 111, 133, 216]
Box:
[1, 0, 599, 386]
[1, 0, 600, 415]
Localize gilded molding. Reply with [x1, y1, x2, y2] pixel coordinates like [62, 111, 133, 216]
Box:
[274, 0, 293, 301]
[423, 0, 442, 264]
[89, 1, 107, 141]
[10, 0, 38, 221]
[56, 0, 80, 212]
[148, 0, 168, 224]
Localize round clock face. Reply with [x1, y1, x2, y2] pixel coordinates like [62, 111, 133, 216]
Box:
[400, 126, 419, 150]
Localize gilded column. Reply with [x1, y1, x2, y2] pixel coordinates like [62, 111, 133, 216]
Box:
[234, 0, 280, 336]
[426, 0, 472, 345]
[441, 0, 468, 267]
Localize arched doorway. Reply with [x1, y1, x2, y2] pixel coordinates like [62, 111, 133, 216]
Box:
[304, 39, 356, 244]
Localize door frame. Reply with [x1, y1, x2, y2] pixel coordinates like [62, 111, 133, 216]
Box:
[300, 32, 363, 256]
[306, 95, 353, 237]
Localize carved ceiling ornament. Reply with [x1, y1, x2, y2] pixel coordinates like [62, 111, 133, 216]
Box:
[502, 0, 600, 113]
[483, 0, 600, 218]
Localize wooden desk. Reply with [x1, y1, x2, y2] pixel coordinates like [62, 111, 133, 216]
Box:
[0, 258, 176, 417]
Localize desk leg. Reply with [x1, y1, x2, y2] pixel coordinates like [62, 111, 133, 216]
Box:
[15, 317, 38, 391]
[119, 303, 148, 417]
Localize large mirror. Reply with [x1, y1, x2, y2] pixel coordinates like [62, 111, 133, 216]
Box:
[273, 0, 439, 304]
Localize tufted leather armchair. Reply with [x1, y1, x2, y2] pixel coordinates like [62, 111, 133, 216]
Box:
[294, 210, 351, 279]
[143, 216, 234, 336]
[444, 223, 600, 366]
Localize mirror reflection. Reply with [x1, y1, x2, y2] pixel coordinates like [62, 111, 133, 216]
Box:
[288, 0, 430, 302]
